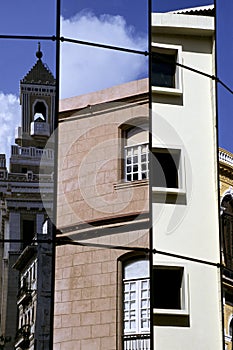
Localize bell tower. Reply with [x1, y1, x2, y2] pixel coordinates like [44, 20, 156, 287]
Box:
[10, 43, 56, 174]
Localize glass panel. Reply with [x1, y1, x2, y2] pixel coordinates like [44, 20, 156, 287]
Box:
[0, 33, 56, 349]
[0, 1, 56, 36]
[58, 2, 150, 348]
[60, 1, 148, 99]
[124, 259, 149, 279]
[61, 0, 148, 47]
[216, 3, 233, 350]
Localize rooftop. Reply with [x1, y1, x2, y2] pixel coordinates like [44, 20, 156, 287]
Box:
[59, 78, 149, 114]
[168, 5, 214, 16]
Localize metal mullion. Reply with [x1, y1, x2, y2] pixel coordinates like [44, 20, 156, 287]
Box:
[138, 145, 142, 181]
[131, 146, 134, 181]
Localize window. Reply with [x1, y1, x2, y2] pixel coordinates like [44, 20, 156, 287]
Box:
[22, 219, 35, 248]
[124, 125, 149, 182]
[123, 258, 150, 349]
[151, 148, 182, 190]
[152, 44, 182, 94]
[220, 191, 233, 269]
[33, 101, 47, 121]
[152, 52, 176, 88]
[229, 317, 233, 338]
[153, 265, 188, 315]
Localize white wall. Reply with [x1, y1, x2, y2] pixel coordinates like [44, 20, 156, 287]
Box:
[152, 12, 223, 350]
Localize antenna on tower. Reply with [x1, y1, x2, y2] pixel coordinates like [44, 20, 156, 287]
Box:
[36, 42, 43, 60]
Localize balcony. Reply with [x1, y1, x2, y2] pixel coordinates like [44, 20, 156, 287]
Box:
[15, 325, 30, 349]
[30, 121, 50, 137]
[124, 334, 150, 350]
[219, 148, 233, 167]
[17, 282, 32, 306]
[11, 145, 54, 161]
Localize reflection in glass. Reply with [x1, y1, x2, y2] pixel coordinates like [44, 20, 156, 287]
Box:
[0, 40, 56, 348]
[0, 1, 56, 36]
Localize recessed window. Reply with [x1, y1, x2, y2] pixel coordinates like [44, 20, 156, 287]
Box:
[229, 317, 233, 337]
[151, 44, 182, 94]
[123, 258, 150, 349]
[33, 101, 47, 121]
[22, 219, 35, 248]
[151, 148, 181, 189]
[152, 52, 177, 88]
[124, 125, 149, 182]
[153, 267, 184, 310]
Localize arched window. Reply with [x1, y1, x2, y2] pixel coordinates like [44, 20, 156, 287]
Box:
[229, 316, 233, 337]
[33, 101, 47, 121]
[124, 122, 149, 182]
[221, 190, 233, 269]
[123, 257, 150, 349]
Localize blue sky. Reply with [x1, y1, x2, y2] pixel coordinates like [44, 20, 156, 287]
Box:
[0, 0, 232, 159]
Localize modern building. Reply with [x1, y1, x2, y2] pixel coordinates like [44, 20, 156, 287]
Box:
[0, 45, 55, 349]
[219, 148, 233, 350]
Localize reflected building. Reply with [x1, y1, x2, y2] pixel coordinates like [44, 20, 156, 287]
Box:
[219, 148, 233, 350]
[56, 79, 150, 349]
[0, 4, 231, 350]
[0, 45, 55, 349]
[151, 5, 223, 350]
[55, 4, 226, 350]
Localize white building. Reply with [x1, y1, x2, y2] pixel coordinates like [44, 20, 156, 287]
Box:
[151, 5, 223, 349]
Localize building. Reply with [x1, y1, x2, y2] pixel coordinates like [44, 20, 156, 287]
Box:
[54, 4, 226, 350]
[0, 44, 55, 349]
[0, 4, 230, 350]
[151, 5, 223, 350]
[219, 148, 233, 350]
[55, 79, 150, 349]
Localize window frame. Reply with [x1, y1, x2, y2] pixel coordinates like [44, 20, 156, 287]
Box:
[124, 141, 149, 182]
[151, 147, 185, 194]
[153, 264, 189, 316]
[122, 258, 150, 337]
[123, 277, 150, 335]
[121, 121, 149, 184]
[152, 43, 183, 95]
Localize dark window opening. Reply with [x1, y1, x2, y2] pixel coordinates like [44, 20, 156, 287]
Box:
[34, 101, 46, 120]
[22, 220, 35, 248]
[153, 267, 183, 309]
[230, 318, 233, 337]
[152, 52, 177, 88]
[22, 167, 28, 174]
[152, 149, 180, 188]
[225, 291, 233, 306]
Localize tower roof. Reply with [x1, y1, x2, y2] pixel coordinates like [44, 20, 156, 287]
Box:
[21, 43, 55, 85]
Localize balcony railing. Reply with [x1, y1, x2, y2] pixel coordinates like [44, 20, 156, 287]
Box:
[219, 149, 233, 167]
[11, 145, 54, 160]
[30, 121, 50, 137]
[124, 334, 150, 350]
[17, 282, 32, 306]
[15, 325, 30, 349]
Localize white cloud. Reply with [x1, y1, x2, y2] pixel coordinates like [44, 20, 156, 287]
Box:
[0, 92, 20, 167]
[60, 11, 148, 98]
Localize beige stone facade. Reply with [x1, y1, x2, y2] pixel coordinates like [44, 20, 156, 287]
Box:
[54, 79, 149, 349]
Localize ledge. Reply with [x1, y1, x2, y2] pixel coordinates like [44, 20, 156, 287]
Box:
[152, 86, 183, 96]
[152, 187, 186, 204]
[153, 311, 190, 327]
[114, 179, 149, 190]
